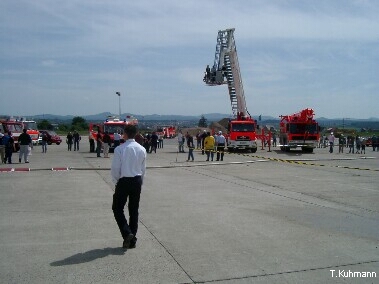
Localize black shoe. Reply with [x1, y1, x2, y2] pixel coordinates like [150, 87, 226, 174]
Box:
[129, 241, 136, 249]
[128, 236, 137, 249]
[122, 233, 134, 249]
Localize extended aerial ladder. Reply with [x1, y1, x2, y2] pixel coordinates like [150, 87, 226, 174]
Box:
[204, 28, 258, 152]
[204, 28, 251, 120]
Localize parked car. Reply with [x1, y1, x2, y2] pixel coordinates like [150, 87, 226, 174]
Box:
[39, 130, 62, 145]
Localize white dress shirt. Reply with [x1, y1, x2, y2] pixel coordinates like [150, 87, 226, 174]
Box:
[215, 134, 226, 145]
[114, 132, 121, 141]
[111, 139, 147, 184]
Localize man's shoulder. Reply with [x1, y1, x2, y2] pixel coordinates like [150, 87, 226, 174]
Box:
[125, 140, 147, 151]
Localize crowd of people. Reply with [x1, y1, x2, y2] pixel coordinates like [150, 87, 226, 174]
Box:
[319, 133, 378, 154]
[176, 130, 227, 162]
[1, 127, 379, 165]
[91, 128, 229, 162]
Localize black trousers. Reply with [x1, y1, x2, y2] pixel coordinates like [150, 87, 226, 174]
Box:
[112, 176, 142, 240]
[216, 144, 225, 161]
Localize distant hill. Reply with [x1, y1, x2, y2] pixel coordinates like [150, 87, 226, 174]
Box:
[2, 112, 378, 126]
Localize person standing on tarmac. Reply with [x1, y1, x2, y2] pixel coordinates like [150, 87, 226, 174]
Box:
[177, 131, 184, 153]
[186, 133, 195, 162]
[328, 132, 335, 153]
[18, 129, 32, 163]
[338, 134, 345, 153]
[204, 132, 215, 161]
[73, 131, 81, 151]
[66, 132, 74, 151]
[113, 130, 121, 148]
[111, 125, 146, 249]
[200, 130, 208, 155]
[3, 131, 15, 164]
[41, 132, 48, 153]
[102, 131, 111, 158]
[215, 131, 226, 161]
[0, 131, 5, 163]
[149, 132, 159, 153]
[96, 128, 103, 157]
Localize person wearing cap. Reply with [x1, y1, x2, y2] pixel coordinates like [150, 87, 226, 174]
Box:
[215, 131, 226, 161]
[328, 132, 335, 153]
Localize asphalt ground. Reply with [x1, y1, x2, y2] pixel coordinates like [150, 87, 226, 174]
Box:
[0, 139, 378, 283]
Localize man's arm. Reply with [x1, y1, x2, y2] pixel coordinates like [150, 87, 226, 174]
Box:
[111, 148, 122, 184]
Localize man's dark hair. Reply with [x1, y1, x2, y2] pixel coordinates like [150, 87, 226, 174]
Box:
[124, 125, 137, 139]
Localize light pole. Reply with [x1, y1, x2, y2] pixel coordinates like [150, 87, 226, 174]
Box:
[116, 92, 121, 117]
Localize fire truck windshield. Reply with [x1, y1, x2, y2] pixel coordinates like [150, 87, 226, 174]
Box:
[231, 123, 255, 132]
[104, 125, 124, 134]
[24, 122, 38, 130]
[289, 123, 318, 134]
[6, 124, 23, 132]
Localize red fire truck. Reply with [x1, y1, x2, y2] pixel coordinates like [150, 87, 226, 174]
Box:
[204, 28, 257, 152]
[156, 126, 176, 138]
[279, 108, 320, 153]
[89, 116, 138, 152]
[0, 118, 23, 151]
[21, 119, 40, 145]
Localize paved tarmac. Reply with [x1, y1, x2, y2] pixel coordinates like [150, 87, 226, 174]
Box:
[1, 139, 378, 283]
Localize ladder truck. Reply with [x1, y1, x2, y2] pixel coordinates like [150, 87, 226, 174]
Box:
[279, 108, 320, 153]
[204, 28, 257, 152]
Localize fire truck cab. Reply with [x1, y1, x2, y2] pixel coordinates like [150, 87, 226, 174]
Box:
[0, 118, 23, 151]
[227, 114, 257, 152]
[89, 116, 138, 153]
[279, 108, 320, 153]
[21, 119, 40, 145]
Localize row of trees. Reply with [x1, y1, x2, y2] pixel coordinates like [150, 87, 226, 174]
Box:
[37, 115, 209, 132]
[37, 116, 88, 132]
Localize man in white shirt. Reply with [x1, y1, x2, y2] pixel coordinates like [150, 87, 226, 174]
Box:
[113, 130, 121, 148]
[111, 125, 147, 249]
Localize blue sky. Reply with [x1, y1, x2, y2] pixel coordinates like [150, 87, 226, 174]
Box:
[1, 0, 378, 119]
